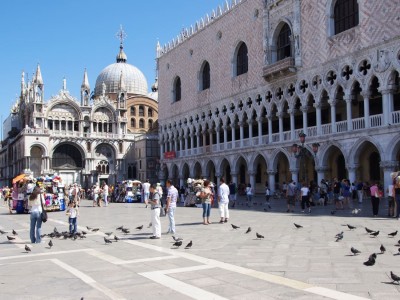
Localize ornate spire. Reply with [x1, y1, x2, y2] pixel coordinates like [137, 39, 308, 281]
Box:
[81, 68, 90, 90]
[116, 25, 127, 63]
[21, 71, 26, 96]
[34, 64, 43, 85]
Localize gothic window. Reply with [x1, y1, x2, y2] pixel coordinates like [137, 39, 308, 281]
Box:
[200, 61, 210, 90]
[139, 105, 144, 117]
[130, 118, 136, 128]
[235, 42, 248, 76]
[148, 108, 153, 117]
[130, 106, 135, 116]
[139, 119, 145, 128]
[277, 23, 292, 61]
[334, 0, 359, 34]
[173, 77, 181, 102]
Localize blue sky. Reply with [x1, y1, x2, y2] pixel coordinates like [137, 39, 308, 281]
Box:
[0, 0, 224, 132]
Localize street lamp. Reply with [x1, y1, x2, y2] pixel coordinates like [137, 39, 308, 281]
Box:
[291, 131, 319, 183]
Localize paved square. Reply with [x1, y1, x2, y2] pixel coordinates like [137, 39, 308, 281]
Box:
[1, 197, 399, 299]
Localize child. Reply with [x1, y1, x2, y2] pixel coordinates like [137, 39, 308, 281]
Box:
[6, 188, 13, 214]
[66, 201, 79, 234]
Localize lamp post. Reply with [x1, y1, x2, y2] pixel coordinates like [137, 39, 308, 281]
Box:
[291, 132, 319, 184]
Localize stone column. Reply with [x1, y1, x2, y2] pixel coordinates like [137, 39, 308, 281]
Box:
[209, 129, 213, 147]
[289, 168, 299, 185]
[190, 133, 194, 150]
[267, 170, 276, 193]
[287, 109, 295, 141]
[231, 123, 236, 147]
[202, 131, 206, 148]
[179, 176, 184, 190]
[381, 89, 393, 126]
[239, 121, 244, 147]
[315, 167, 328, 185]
[347, 165, 357, 187]
[223, 125, 228, 149]
[361, 92, 370, 128]
[248, 120, 253, 144]
[231, 172, 238, 186]
[278, 111, 283, 142]
[344, 94, 353, 131]
[174, 137, 178, 152]
[179, 137, 183, 152]
[196, 133, 200, 149]
[257, 117, 263, 145]
[301, 106, 308, 135]
[184, 135, 188, 152]
[216, 126, 221, 151]
[314, 102, 322, 135]
[268, 115, 273, 144]
[328, 99, 337, 133]
[381, 160, 399, 196]
[249, 172, 256, 194]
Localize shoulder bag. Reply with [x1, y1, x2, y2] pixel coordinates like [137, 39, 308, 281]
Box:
[40, 194, 48, 223]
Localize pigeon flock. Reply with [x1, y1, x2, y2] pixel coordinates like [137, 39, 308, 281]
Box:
[1, 219, 399, 286]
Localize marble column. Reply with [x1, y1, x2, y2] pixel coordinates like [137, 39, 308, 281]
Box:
[361, 92, 370, 128]
[278, 112, 283, 142]
[239, 121, 244, 147]
[249, 172, 256, 194]
[268, 115, 273, 144]
[248, 120, 253, 145]
[289, 168, 299, 185]
[328, 99, 337, 133]
[301, 107, 308, 135]
[381, 89, 393, 126]
[231, 123, 236, 149]
[223, 125, 228, 149]
[267, 170, 276, 193]
[344, 94, 353, 131]
[288, 109, 295, 141]
[216, 126, 221, 151]
[314, 102, 322, 135]
[257, 117, 263, 145]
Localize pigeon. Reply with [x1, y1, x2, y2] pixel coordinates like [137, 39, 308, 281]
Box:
[388, 231, 398, 237]
[391, 271, 400, 284]
[172, 236, 183, 242]
[81, 231, 87, 235]
[245, 227, 252, 234]
[397, 240, 400, 246]
[48, 240, 53, 249]
[92, 228, 99, 232]
[114, 235, 120, 242]
[351, 247, 361, 255]
[256, 232, 264, 239]
[104, 237, 112, 244]
[86, 226, 92, 230]
[185, 240, 193, 249]
[231, 224, 240, 229]
[335, 232, 344, 242]
[104, 232, 113, 237]
[370, 231, 380, 237]
[347, 224, 356, 230]
[6, 236, 15, 241]
[116, 226, 124, 230]
[294, 223, 303, 229]
[25, 245, 31, 252]
[0, 229, 7, 234]
[335, 231, 344, 238]
[122, 228, 130, 234]
[73, 234, 78, 241]
[12, 229, 18, 235]
[365, 227, 375, 234]
[363, 256, 375, 266]
[380, 244, 386, 254]
[136, 225, 143, 230]
[172, 240, 182, 248]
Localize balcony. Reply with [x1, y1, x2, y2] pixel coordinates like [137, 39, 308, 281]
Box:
[263, 57, 295, 81]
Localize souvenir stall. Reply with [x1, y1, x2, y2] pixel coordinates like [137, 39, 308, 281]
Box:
[36, 175, 66, 211]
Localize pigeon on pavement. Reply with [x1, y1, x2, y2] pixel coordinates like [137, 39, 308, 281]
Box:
[92, 228, 100, 232]
[391, 271, 400, 284]
[294, 223, 303, 229]
[363, 257, 375, 266]
[172, 236, 183, 242]
[172, 240, 182, 248]
[104, 232, 113, 237]
[231, 224, 240, 229]
[256, 232, 264, 239]
[388, 231, 398, 237]
[245, 227, 252, 234]
[351, 247, 361, 255]
[25, 245, 31, 252]
[7, 236, 15, 241]
[365, 227, 375, 234]
[370, 231, 380, 237]
[347, 224, 356, 230]
[136, 225, 143, 230]
[380, 244, 386, 254]
[114, 235, 120, 242]
[48, 240, 53, 249]
[104, 237, 112, 244]
[12, 229, 18, 235]
[0, 229, 7, 234]
[122, 228, 130, 234]
[185, 240, 193, 249]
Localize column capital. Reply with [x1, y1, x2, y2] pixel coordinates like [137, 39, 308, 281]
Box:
[328, 99, 337, 106]
[248, 171, 256, 176]
[267, 170, 276, 175]
[378, 88, 394, 95]
[276, 111, 284, 118]
[313, 102, 322, 109]
[289, 168, 299, 173]
[380, 160, 399, 170]
[360, 91, 371, 98]
[300, 107, 308, 113]
[315, 166, 329, 173]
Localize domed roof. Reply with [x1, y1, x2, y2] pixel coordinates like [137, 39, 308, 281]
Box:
[94, 46, 148, 96]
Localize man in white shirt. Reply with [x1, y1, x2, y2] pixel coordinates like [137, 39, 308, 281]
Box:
[165, 179, 178, 234]
[102, 182, 109, 207]
[218, 177, 230, 223]
[142, 179, 151, 207]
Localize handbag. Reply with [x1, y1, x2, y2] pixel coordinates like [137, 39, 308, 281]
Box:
[40, 194, 48, 223]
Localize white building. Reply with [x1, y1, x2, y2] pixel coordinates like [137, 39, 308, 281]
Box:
[157, 0, 400, 193]
[0, 37, 159, 187]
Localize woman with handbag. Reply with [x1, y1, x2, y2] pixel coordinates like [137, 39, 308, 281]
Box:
[28, 187, 45, 243]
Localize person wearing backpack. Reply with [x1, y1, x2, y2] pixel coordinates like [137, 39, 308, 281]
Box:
[148, 184, 161, 239]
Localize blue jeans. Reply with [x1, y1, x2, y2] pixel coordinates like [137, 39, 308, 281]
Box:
[167, 206, 176, 233]
[69, 217, 77, 234]
[202, 203, 211, 218]
[30, 211, 42, 243]
[395, 194, 400, 218]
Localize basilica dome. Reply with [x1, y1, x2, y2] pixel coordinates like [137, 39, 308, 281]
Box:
[94, 45, 148, 96]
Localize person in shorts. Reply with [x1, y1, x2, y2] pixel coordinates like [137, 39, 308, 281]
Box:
[286, 181, 296, 213]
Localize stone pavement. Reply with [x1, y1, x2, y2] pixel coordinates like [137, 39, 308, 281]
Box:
[0, 196, 399, 300]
